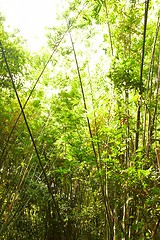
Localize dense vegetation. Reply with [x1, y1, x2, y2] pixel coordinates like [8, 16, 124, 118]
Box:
[0, 0, 160, 239]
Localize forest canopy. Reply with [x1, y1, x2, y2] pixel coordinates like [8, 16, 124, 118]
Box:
[0, 0, 160, 239]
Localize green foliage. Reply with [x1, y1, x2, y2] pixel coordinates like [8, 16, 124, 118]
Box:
[108, 57, 140, 91]
[0, 15, 29, 89]
[1, 1, 160, 239]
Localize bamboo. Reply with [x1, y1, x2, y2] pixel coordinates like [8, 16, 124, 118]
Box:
[69, 30, 114, 240]
[135, 0, 150, 150]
